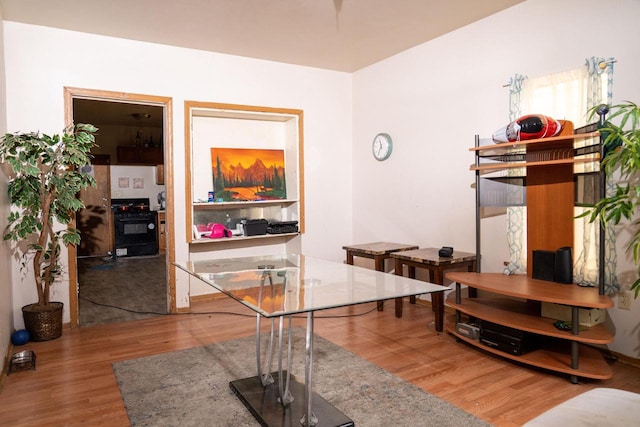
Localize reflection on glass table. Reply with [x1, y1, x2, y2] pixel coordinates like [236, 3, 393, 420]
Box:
[176, 254, 449, 427]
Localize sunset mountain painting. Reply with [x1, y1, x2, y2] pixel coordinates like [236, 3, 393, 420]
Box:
[210, 147, 287, 201]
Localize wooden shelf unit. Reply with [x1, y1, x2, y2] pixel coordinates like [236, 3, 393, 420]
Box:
[469, 129, 600, 153]
[191, 232, 299, 245]
[447, 122, 613, 382]
[472, 122, 602, 276]
[445, 316, 612, 380]
[445, 272, 613, 380]
[184, 101, 304, 252]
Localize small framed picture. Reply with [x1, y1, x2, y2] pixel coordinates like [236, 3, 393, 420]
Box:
[133, 178, 144, 189]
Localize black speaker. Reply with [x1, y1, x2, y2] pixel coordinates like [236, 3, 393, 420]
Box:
[532, 250, 555, 282]
[554, 247, 573, 284]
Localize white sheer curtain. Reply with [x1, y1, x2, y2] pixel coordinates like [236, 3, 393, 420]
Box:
[504, 75, 527, 275]
[520, 66, 588, 126]
[506, 58, 618, 291]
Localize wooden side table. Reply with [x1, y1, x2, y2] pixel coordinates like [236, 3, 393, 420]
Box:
[391, 248, 476, 332]
[343, 242, 419, 316]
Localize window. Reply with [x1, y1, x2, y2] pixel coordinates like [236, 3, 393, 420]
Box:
[506, 58, 617, 291]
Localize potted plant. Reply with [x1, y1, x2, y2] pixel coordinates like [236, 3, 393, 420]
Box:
[584, 101, 640, 297]
[0, 123, 98, 340]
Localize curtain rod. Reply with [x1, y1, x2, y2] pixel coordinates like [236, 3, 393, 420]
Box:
[502, 59, 618, 87]
[598, 59, 617, 69]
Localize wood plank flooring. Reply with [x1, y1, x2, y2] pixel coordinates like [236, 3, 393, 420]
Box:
[1, 298, 639, 426]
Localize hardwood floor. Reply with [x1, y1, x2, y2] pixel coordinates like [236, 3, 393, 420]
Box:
[1, 298, 639, 426]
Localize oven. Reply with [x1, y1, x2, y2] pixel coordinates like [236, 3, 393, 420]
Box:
[111, 198, 158, 257]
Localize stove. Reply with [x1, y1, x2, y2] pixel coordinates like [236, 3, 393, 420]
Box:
[111, 198, 158, 257]
[111, 197, 152, 215]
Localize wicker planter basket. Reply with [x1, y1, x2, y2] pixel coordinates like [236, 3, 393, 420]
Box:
[22, 302, 63, 341]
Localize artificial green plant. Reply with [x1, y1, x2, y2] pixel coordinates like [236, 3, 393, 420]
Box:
[584, 101, 640, 297]
[0, 123, 98, 306]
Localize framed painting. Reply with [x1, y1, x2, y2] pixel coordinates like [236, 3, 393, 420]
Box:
[210, 147, 287, 201]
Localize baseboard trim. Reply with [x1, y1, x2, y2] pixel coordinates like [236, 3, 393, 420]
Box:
[189, 292, 227, 305]
[612, 351, 640, 369]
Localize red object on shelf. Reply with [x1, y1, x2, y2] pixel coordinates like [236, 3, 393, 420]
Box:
[492, 114, 562, 142]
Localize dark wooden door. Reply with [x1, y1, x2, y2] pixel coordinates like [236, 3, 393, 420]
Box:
[77, 155, 112, 257]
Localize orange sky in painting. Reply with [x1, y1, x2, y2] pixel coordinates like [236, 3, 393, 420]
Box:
[211, 148, 285, 168]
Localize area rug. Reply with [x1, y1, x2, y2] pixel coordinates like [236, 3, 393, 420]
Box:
[113, 329, 491, 426]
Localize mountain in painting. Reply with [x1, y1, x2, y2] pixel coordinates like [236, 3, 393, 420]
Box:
[220, 158, 284, 187]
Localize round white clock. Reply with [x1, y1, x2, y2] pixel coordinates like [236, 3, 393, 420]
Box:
[372, 133, 393, 161]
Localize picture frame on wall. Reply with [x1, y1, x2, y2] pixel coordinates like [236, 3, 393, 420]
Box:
[210, 147, 287, 202]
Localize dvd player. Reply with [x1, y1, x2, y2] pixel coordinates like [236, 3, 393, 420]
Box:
[267, 220, 299, 234]
[478, 319, 539, 356]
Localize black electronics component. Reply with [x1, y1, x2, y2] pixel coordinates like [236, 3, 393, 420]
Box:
[242, 219, 268, 236]
[455, 322, 479, 340]
[554, 247, 573, 284]
[532, 250, 555, 282]
[532, 247, 573, 284]
[478, 319, 539, 356]
[267, 220, 299, 234]
[438, 246, 453, 257]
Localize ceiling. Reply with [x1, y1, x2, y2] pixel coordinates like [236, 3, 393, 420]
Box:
[3, 0, 523, 128]
[0, 0, 523, 73]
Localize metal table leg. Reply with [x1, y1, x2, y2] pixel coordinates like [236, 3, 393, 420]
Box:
[302, 311, 318, 426]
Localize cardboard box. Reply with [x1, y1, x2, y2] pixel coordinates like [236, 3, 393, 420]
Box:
[541, 302, 606, 327]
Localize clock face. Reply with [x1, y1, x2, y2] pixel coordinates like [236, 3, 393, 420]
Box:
[372, 133, 393, 161]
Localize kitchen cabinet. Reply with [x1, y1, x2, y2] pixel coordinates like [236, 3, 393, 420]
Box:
[156, 164, 164, 185]
[117, 146, 163, 165]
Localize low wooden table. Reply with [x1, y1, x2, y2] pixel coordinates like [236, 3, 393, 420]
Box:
[343, 242, 419, 315]
[391, 248, 477, 332]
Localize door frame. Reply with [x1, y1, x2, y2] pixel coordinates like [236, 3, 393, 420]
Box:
[64, 87, 176, 327]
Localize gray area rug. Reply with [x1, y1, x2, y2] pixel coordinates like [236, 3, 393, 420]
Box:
[113, 329, 491, 426]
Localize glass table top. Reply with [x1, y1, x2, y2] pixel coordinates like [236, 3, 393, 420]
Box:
[175, 254, 449, 317]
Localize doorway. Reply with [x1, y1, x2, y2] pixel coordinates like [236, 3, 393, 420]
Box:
[64, 87, 175, 327]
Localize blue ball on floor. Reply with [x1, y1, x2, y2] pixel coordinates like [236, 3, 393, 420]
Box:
[11, 329, 30, 346]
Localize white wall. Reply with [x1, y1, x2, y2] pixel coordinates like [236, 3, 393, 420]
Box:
[2, 21, 353, 327]
[352, 0, 640, 357]
[0, 6, 13, 367]
[110, 165, 165, 208]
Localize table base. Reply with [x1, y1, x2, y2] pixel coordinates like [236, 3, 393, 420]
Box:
[230, 372, 354, 427]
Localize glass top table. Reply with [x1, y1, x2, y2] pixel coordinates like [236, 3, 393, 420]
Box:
[176, 253, 448, 318]
[176, 254, 449, 426]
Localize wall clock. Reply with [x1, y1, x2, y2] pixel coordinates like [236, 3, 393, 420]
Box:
[372, 133, 393, 161]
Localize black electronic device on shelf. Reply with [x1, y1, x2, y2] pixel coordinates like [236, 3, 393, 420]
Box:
[478, 319, 539, 356]
[267, 220, 299, 234]
[242, 219, 268, 236]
